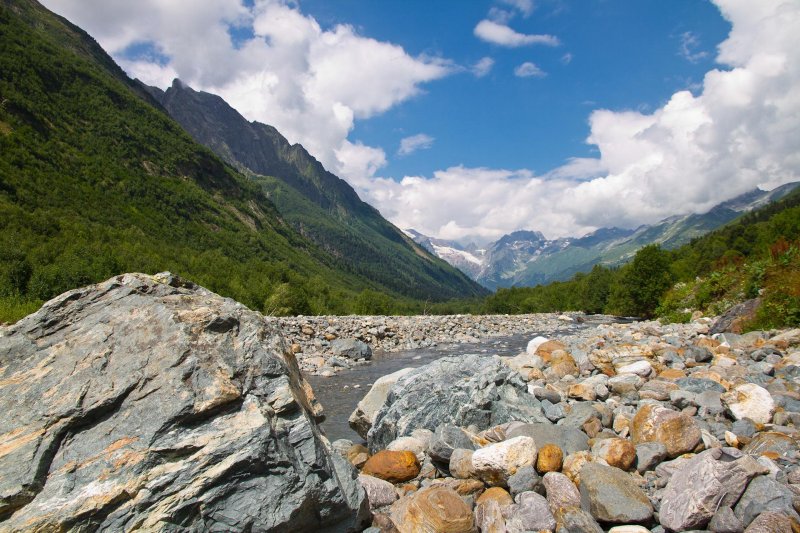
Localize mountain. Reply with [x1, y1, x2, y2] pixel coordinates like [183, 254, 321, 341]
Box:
[420, 183, 800, 290]
[403, 229, 486, 278]
[142, 79, 486, 301]
[0, 0, 482, 323]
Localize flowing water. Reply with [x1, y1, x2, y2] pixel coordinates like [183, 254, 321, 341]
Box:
[307, 318, 614, 442]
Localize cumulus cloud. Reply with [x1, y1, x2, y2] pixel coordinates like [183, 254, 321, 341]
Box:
[474, 19, 560, 47]
[398, 134, 435, 156]
[472, 56, 496, 77]
[42, 0, 452, 184]
[514, 61, 546, 77]
[360, 0, 800, 241]
[42, 0, 800, 243]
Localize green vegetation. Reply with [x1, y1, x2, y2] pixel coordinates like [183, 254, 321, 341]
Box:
[483, 186, 800, 329]
[0, 0, 478, 323]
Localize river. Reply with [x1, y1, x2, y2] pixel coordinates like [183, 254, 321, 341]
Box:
[307, 318, 609, 442]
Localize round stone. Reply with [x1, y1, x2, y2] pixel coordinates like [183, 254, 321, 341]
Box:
[536, 443, 564, 474]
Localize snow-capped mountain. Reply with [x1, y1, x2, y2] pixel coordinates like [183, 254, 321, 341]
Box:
[412, 183, 799, 290]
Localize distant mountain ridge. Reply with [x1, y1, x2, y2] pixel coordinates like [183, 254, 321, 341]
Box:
[144, 80, 486, 300]
[409, 181, 800, 290]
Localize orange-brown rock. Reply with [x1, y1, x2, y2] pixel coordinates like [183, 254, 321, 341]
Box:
[545, 350, 580, 379]
[390, 486, 477, 533]
[630, 404, 702, 458]
[536, 443, 564, 474]
[362, 450, 421, 483]
[568, 382, 596, 401]
[536, 340, 568, 362]
[695, 337, 720, 350]
[476, 487, 514, 507]
[591, 437, 636, 471]
[562, 451, 600, 487]
[658, 368, 687, 380]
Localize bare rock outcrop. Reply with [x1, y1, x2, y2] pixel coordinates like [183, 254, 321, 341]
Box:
[0, 273, 368, 532]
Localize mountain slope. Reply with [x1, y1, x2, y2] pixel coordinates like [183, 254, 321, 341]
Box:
[0, 0, 478, 323]
[143, 80, 486, 300]
[417, 183, 799, 290]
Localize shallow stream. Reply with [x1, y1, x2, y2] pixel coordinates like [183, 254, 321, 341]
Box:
[307, 318, 613, 442]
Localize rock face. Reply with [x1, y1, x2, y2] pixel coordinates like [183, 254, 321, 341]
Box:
[0, 273, 368, 532]
[367, 355, 547, 451]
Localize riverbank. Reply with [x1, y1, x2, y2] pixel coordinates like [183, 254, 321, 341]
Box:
[275, 312, 620, 375]
[330, 313, 800, 531]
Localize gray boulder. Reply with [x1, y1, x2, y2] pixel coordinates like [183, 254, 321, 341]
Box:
[579, 462, 653, 524]
[367, 355, 547, 451]
[427, 424, 475, 464]
[734, 475, 800, 527]
[659, 448, 768, 531]
[0, 273, 368, 532]
[331, 338, 373, 359]
[506, 423, 590, 455]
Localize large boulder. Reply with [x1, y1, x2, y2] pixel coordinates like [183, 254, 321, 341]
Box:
[367, 355, 548, 451]
[0, 273, 368, 532]
[331, 338, 373, 359]
[630, 403, 702, 458]
[349, 367, 415, 439]
[659, 448, 768, 531]
[579, 463, 653, 524]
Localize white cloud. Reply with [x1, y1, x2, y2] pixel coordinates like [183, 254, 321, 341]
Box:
[474, 19, 560, 47]
[561, 52, 573, 64]
[500, 0, 534, 17]
[360, 0, 800, 241]
[398, 134, 435, 156]
[514, 61, 546, 78]
[42, 0, 452, 185]
[679, 31, 709, 63]
[472, 56, 495, 77]
[41, 0, 800, 244]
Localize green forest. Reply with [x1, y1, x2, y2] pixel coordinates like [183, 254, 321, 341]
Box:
[482, 186, 800, 330]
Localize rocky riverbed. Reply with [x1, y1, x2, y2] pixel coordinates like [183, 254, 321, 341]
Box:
[276, 313, 620, 376]
[333, 316, 800, 532]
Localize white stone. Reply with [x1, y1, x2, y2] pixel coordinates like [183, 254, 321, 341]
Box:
[471, 436, 538, 487]
[608, 527, 650, 533]
[348, 367, 415, 439]
[526, 336, 549, 355]
[386, 436, 426, 461]
[616, 360, 652, 377]
[721, 383, 775, 424]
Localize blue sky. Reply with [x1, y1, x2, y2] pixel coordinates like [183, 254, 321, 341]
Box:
[302, 0, 729, 178]
[43, 0, 800, 242]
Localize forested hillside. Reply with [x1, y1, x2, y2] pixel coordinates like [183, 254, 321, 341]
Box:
[0, 0, 479, 323]
[483, 186, 800, 330]
[144, 80, 485, 301]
